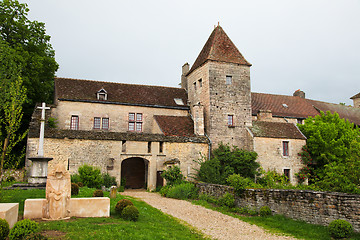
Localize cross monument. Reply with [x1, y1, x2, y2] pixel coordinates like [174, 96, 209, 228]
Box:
[37, 102, 50, 156]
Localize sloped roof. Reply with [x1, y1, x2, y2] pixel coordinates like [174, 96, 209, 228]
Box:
[250, 121, 306, 140]
[54, 77, 188, 109]
[307, 99, 360, 126]
[188, 26, 251, 75]
[350, 93, 360, 99]
[251, 92, 319, 119]
[252, 92, 360, 126]
[154, 115, 195, 137]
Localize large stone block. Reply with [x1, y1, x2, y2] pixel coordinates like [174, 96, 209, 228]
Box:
[24, 198, 110, 219]
[0, 203, 19, 228]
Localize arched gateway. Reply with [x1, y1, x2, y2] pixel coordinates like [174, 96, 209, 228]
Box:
[121, 157, 148, 189]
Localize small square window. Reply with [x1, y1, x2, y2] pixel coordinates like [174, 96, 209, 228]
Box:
[136, 122, 142, 132]
[283, 141, 289, 156]
[284, 169, 290, 182]
[297, 119, 303, 124]
[129, 113, 135, 122]
[102, 118, 109, 130]
[226, 75, 232, 85]
[136, 113, 143, 122]
[128, 122, 135, 131]
[94, 117, 101, 129]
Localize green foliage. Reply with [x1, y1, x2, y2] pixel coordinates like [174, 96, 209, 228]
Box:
[121, 205, 140, 221]
[71, 183, 79, 196]
[24, 233, 48, 240]
[257, 169, 290, 188]
[196, 143, 259, 185]
[102, 173, 117, 188]
[217, 192, 235, 208]
[298, 111, 360, 193]
[165, 182, 199, 200]
[78, 164, 103, 189]
[70, 173, 81, 183]
[120, 177, 126, 187]
[0, 218, 9, 240]
[259, 206, 272, 217]
[6, 176, 15, 182]
[9, 219, 39, 240]
[47, 117, 57, 128]
[161, 166, 184, 186]
[76, 182, 83, 187]
[115, 199, 134, 214]
[92, 189, 104, 197]
[226, 174, 259, 196]
[328, 219, 353, 239]
[117, 186, 124, 192]
[159, 185, 171, 197]
[0, 0, 58, 167]
[198, 193, 218, 205]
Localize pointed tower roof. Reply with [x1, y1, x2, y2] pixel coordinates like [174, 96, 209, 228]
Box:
[187, 25, 251, 75]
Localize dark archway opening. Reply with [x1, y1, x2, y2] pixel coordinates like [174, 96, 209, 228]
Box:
[121, 157, 148, 189]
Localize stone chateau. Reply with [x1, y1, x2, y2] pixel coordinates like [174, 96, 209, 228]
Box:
[26, 26, 360, 190]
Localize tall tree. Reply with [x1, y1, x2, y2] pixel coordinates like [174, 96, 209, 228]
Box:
[0, 0, 58, 166]
[298, 111, 360, 193]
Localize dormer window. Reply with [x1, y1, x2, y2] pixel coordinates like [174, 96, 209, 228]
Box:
[174, 98, 184, 105]
[97, 88, 108, 100]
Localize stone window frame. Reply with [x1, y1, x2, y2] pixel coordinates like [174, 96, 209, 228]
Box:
[282, 141, 289, 157]
[198, 79, 202, 88]
[70, 115, 79, 130]
[283, 168, 290, 182]
[94, 117, 109, 130]
[193, 81, 197, 91]
[97, 88, 108, 100]
[128, 112, 143, 132]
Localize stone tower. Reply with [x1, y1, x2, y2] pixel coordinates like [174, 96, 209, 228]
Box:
[185, 26, 253, 150]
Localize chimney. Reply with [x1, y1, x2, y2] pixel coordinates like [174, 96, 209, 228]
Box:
[350, 93, 360, 108]
[293, 89, 305, 98]
[192, 104, 204, 135]
[181, 63, 189, 91]
[257, 110, 272, 121]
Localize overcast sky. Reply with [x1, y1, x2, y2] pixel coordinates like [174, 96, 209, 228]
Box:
[22, 0, 360, 105]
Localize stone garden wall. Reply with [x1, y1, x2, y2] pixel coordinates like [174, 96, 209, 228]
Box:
[196, 182, 360, 232]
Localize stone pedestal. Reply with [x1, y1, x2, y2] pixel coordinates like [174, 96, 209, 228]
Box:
[28, 157, 53, 184]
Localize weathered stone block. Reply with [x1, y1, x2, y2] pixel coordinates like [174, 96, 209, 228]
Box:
[0, 203, 19, 228]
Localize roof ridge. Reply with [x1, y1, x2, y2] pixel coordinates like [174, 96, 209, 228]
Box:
[55, 77, 184, 90]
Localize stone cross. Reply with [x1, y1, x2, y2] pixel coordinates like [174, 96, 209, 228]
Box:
[37, 102, 50, 157]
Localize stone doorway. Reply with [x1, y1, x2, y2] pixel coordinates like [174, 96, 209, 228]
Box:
[121, 157, 148, 189]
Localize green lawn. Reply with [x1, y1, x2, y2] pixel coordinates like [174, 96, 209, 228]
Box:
[191, 199, 360, 240]
[0, 187, 207, 240]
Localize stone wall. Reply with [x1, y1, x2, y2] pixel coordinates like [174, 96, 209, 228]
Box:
[197, 183, 360, 232]
[254, 137, 305, 185]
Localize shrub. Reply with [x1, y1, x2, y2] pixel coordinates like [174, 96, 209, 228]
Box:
[24, 232, 48, 240]
[0, 218, 9, 240]
[161, 166, 184, 186]
[70, 173, 81, 183]
[198, 193, 218, 205]
[259, 206, 272, 217]
[226, 174, 257, 196]
[93, 190, 104, 197]
[47, 117, 58, 128]
[117, 186, 125, 192]
[102, 173, 117, 188]
[115, 199, 134, 214]
[121, 205, 139, 221]
[217, 192, 235, 208]
[6, 176, 15, 182]
[9, 219, 39, 240]
[120, 178, 126, 187]
[78, 164, 103, 188]
[328, 219, 353, 239]
[159, 185, 171, 197]
[76, 182, 84, 187]
[71, 183, 79, 196]
[165, 182, 198, 200]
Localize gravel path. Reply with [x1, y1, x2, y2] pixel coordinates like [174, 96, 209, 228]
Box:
[123, 190, 297, 240]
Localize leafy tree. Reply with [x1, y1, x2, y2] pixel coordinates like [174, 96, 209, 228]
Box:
[0, 40, 28, 172]
[161, 166, 184, 186]
[196, 143, 259, 185]
[298, 111, 360, 193]
[0, 0, 58, 167]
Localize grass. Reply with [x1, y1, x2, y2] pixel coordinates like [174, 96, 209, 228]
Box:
[191, 199, 360, 240]
[0, 186, 208, 240]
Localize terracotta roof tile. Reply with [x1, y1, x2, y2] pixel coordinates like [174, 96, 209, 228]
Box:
[154, 115, 195, 137]
[250, 121, 306, 140]
[188, 26, 251, 75]
[54, 77, 188, 109]
[251, 92, 319, 119]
